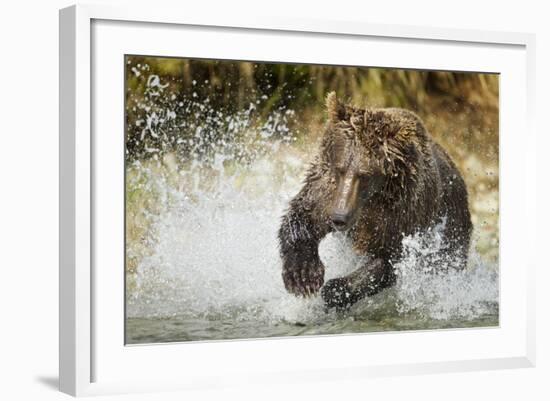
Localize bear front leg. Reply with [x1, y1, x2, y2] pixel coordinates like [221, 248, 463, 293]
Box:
[321, 258, 395, 309]
[278, 202, 329, 297]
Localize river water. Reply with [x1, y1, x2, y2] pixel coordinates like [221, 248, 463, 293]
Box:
[125, 141, 499, 345]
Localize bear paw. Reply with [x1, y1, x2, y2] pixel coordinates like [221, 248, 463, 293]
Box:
[282, 261, 324, 297]
[321, 277, 358, 309]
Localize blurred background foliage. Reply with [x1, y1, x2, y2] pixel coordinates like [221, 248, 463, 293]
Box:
[125, 56, 499, 267]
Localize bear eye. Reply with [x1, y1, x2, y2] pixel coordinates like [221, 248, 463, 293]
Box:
[334, 166, 346, 177]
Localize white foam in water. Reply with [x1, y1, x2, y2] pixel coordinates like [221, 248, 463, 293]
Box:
[126, 131, 498, 325]
[390, 228, 499, 320]
[127, 145, 327, 324]
[126, 71, 498, 330]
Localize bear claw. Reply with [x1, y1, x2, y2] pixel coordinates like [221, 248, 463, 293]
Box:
[282, 263, 324, 297]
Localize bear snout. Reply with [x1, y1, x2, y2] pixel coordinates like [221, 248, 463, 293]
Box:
[330, 212, 352, 230]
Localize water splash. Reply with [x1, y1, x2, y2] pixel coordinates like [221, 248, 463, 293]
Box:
[125, 71, 498, 340]
[346, 228, 499, 322]
[126, 125, 498, 327]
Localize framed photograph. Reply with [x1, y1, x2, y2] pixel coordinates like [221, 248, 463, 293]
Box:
[59, 4, 536, 396]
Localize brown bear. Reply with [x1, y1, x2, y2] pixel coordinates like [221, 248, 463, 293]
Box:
[278, 92, 472, 308]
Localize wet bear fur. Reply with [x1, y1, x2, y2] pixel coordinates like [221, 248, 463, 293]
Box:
[278, 92, 472, 308]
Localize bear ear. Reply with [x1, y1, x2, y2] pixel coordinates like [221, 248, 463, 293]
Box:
[325, 91, 347, 123]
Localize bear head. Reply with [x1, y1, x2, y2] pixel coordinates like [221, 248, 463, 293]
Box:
[322, 92, 424, 231]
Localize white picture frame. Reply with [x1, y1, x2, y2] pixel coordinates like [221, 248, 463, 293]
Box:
[59, 4, 536, 397]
